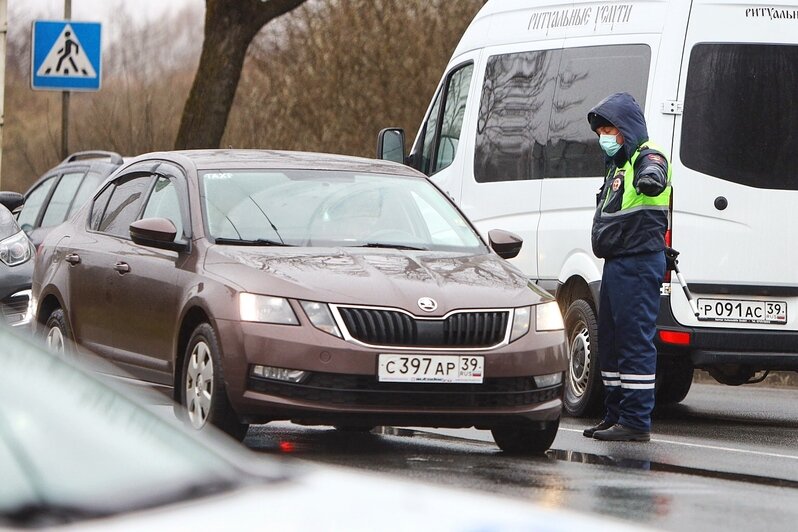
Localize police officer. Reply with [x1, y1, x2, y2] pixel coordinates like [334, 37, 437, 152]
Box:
[582, 92, 671, 442]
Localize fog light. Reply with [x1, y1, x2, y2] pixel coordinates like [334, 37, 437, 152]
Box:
[251, 364, 308, 383]
[534, 372, 563, 388]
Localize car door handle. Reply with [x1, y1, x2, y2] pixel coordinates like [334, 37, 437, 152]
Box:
[114, 261, 131, 274]
[65, 253, 81, 265]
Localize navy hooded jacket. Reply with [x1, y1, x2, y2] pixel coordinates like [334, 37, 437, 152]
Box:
[588, 92, 670, 259]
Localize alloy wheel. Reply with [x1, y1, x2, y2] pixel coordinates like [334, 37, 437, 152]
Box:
[46, 326, 65, 355]
[185, 340, 214, 429]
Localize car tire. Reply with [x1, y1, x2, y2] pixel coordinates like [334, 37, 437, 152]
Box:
[563, 299, 603, 417]
[43, 308, 71, 358]
[181, 323, 249, 441]
[491, 418, 560, 455]
[656, 357, 694, 405]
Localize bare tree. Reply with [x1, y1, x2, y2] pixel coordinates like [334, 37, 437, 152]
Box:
[2, 0, 484, 191]
[174, 0, 308, 150]
[225, 0, 486, 157]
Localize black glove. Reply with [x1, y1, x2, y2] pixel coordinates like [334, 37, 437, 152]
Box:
[635, 174, 666, 196]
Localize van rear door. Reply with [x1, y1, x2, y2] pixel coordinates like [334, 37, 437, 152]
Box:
[670, 2, 798, 331]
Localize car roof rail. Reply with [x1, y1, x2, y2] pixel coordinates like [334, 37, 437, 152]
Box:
[62, 151, 124, 165]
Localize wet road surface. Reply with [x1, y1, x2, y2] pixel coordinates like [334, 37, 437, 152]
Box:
[243, 383, 798, 531]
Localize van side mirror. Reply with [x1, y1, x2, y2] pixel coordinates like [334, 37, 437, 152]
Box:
[377, 128, 406, 164]
[130, 218, 188, 252]
[488, 229, 523, 259]
[0, 192, 25, 213]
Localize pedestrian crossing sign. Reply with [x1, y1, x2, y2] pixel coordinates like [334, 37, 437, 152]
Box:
[31, 20, 102, 91]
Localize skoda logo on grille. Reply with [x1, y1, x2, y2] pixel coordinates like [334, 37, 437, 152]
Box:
[417, 297, 438, 312]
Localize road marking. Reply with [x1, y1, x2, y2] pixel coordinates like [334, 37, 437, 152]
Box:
[560, 427, 798, 460]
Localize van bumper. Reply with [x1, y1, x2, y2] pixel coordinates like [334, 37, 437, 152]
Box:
[655, 295, 798, 370]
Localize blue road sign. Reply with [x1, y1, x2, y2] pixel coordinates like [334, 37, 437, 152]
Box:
[31, 20, 102, 91]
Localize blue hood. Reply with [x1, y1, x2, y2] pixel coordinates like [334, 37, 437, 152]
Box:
[588, 92, 648, 163]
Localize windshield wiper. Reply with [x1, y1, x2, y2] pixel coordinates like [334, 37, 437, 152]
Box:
[356, 242, 428, 251]
[215, 237, 293, 247]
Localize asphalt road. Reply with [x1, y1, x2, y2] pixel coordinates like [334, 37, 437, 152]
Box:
[243, 383, 798, 531]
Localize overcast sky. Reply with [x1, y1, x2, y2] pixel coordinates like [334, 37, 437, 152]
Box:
[18, 0, 198, 26]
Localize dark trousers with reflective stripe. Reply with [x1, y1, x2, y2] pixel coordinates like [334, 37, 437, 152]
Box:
[598, 250, 665, 432]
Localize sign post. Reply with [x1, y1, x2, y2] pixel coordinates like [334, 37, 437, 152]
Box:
[31, 2, 102, 159]
[0, 0, 7, 188]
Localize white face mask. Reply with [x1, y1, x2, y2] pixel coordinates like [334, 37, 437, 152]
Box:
[599, 134, 622, 157]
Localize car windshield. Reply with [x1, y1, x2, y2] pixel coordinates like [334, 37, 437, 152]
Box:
[200, 169, 485, 252]
[0, 329, 269, 527]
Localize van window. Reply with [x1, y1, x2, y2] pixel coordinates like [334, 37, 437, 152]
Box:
[547, 45, 651, 178]
[419, 63, 474, 176]
[681, 43, 798, 191]
[475, 49, 559, 182]
[475, 45, 651, 182]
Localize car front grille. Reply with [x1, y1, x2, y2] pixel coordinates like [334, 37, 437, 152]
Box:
[1, 293, 30, 326]
[336, 307, 509, 348]
[248, 372, 561, 409]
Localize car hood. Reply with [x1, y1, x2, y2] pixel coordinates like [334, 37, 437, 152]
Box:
[204, 247, 550, 314]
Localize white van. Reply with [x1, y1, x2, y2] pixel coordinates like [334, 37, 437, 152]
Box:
[377, 0, 798, 416]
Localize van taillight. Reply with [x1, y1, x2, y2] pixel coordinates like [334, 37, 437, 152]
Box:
[663, 229, 672, 283]
[659, 330, 690, 346]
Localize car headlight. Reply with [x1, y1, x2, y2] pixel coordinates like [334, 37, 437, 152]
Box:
[300, 301, 342, 338]
[510, 306, 531, 342]
[536, 301, 564, 331]
[0, 231, 32, 267]
[239, 293, 299, 324]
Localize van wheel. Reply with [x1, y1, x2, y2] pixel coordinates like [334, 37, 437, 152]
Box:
[656, 358, 694, 405]
[43, 308, 72, 359]
[491, 418, 559, 455]
[563, 299, 602, 417]
[181, 323, 249, 441]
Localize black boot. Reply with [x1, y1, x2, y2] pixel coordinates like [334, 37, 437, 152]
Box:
[593, 424, 650, 442]
[582, 419, 615, 438]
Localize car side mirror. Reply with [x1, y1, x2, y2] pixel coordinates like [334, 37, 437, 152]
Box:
[130, 218, 188, 252]
[377, 128, 406, 164]
[488, 229, 523, 260]
[0, 192, 25, 213]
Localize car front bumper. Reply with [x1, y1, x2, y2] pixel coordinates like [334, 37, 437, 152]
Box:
[215, 318, 567, 427]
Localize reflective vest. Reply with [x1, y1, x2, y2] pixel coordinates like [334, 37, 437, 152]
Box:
[592, 142, 671, 259]
[598, 142, 671, 219]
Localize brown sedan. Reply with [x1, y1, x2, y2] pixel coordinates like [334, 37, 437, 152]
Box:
[32, 150, 567, 453]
